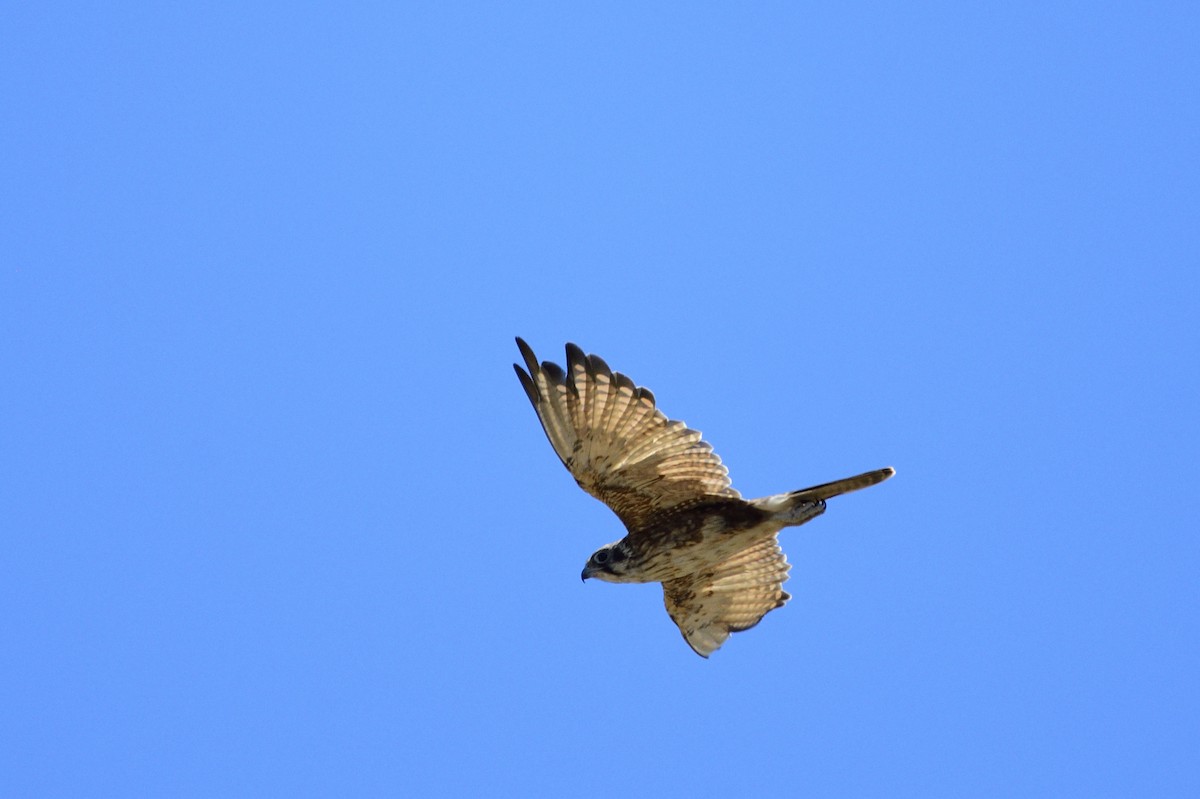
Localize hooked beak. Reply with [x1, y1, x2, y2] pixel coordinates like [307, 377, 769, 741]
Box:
[580, 565, 593, 582]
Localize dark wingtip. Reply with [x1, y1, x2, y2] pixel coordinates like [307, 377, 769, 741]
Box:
[515, 337, 540, 375]
[587, 353, 612, 379]
[513, 363, 539, 406]
[564, 343, 587, 395]
[565, 342, 586, 367]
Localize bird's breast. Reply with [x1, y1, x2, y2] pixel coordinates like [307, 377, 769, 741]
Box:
[629, 506, 780, 583]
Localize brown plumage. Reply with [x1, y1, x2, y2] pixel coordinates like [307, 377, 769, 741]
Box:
[514, 338, 893, 657]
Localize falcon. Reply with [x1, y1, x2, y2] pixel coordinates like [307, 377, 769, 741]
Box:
[513, 338, 893, 657]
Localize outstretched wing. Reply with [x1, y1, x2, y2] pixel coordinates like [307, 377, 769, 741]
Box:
[513, 337, 738, 531]
[662, 537, 791, 657]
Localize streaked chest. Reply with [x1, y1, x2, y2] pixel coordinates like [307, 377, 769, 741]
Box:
[629, 503, 779, 582]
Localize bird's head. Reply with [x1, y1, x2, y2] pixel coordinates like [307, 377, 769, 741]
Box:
[581, 541, 636, 583]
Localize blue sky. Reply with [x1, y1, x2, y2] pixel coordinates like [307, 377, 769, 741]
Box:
[3, 3, 1197, 796]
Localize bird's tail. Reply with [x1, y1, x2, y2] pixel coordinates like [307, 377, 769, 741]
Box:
[753, 467, 895, 526]
[786, 467, 895, 503]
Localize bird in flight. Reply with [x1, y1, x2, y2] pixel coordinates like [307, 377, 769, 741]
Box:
[513, 338, 893, 657]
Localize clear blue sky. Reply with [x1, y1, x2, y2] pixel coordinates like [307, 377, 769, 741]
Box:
[3, 3, 1197, 796]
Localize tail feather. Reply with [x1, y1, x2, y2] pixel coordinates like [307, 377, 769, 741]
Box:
[752, 467, 894, 527]
[787, 467, 894, 503]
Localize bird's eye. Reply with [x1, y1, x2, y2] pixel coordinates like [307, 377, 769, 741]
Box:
[594, 550, 610, 564]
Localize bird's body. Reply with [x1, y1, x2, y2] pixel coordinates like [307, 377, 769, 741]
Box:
[513, 338, 892, 657]
[595, 496, 773, 583]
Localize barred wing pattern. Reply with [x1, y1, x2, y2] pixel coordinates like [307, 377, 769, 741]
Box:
[513, 338, 738, 531]
[662, 537, 792, 658]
